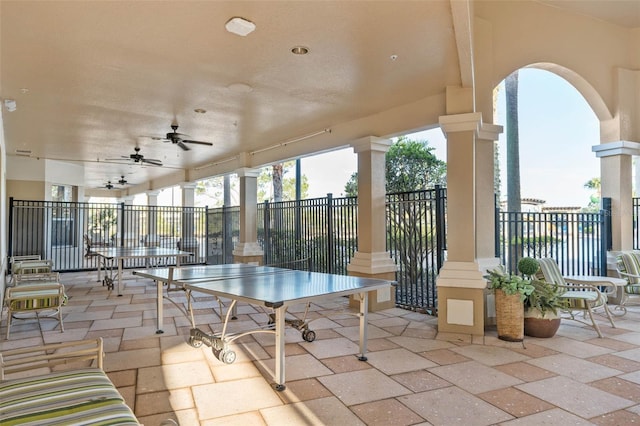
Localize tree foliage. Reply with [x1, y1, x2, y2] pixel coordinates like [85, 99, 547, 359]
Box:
[343, 136, 446, 196]
[258, 161, 308, 202]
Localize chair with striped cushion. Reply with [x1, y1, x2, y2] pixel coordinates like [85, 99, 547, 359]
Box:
[536, 257, 615, 338]
[4, 280, 66, 339]
[615, 251, 640, 313]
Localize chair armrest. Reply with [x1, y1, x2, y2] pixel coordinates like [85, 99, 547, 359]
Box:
[0, 338, 104, 379]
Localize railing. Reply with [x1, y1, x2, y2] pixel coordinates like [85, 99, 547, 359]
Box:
[10, 192, 611, 315]
[8, 199, 207, 271]
[495, 209, 607, 276]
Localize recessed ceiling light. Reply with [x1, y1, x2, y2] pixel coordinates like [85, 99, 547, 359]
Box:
[225, 17, 256, 36]
[291, 46, 309, 55]
[20, 88, 29, 94]
[194, 108, 207, 114]
[390, 54, 398, 61]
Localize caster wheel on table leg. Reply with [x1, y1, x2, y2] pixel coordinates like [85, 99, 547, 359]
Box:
[219, 349, 236, 364]
[188, 336, 203, 348]
[302, 329, 316, 342]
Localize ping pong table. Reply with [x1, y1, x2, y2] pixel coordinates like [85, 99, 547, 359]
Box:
[133, 264, 289, 333]
[133, 265, 393, 391]
[92, 246, 192, 296]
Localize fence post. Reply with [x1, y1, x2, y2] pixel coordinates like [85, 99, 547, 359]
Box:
[601, 197, 612, 274]
[119, 202, 125, 247]
[263, 200, 271, 264]
[8, 197, 14, 260]
[435, 185, 446, 272]
[327, 193, 334, 274]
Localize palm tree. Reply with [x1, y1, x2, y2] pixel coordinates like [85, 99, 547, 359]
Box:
[506, 70, 522, 269]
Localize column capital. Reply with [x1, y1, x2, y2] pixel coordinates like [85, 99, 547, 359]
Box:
[146, 190, 160, 197]
[120, 195, 134, 204]
[478, 123, 503, 141]
[180, 182, 197, 190]
[592, 140, 640, 157]
[351, 136, 392, 154]
[235, 167, 261, 178]
[439, 112, 482, 136]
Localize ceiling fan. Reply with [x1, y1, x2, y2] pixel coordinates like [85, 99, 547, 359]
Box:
[154, 124, 214, 151]
[108, 147, 163, 166]
[118, 175, 128, 185]
[105, 181, 114, 190]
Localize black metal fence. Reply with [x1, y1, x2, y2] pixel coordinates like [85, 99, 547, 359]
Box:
[10, 192, 614, 315]
[8, 199, 207, 270]
[495, 209, 607, 276]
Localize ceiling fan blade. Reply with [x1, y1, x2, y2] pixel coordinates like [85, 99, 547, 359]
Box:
[142, 158, 163, 166]
[183, 139, 213, 146]
[177, 141, 190, 151]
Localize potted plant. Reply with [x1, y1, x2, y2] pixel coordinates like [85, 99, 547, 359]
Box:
[517, 257, 564, 338]
[485, 265, 534, 342]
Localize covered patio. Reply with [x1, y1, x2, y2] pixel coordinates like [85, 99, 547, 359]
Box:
[2, 270, 639, 425]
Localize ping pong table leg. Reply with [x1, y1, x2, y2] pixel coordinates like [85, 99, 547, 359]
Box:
[273, 305, 286, 391]
[117, 259, 123, 296]
[358, 291, 369, 361]
[156, 279, 164, 333]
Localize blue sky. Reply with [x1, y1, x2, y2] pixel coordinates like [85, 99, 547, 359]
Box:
[302, 68, 602, 207]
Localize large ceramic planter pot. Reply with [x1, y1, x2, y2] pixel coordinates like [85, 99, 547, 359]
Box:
[524, 308, 561, 338]
[494, 289, 524, 342]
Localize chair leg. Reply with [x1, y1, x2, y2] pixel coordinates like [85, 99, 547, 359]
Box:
[602, 302, 617, 329]
[584, 304, 603, 338]
[6, 309, 12, 340]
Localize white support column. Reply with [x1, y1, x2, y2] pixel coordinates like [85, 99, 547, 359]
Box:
[233, 168, 264, 263]
[593, 141, 640, 251]
[437, 112, 486, 339]
[347, 136, 397, 311]
[180, 183, 198, 258]
[145, 190, 160, 246]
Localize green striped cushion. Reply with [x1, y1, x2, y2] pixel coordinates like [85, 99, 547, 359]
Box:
[0, 368, 139, 425]
[6, 287, 67, 311]
[537, 258, 565, 285]
[616, 251, 640, 294]
[538, 257, 605, 307]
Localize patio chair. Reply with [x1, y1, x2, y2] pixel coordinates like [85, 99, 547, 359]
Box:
[536, 257, 615, 338]
[614, 250, 640, 313]
[4, 276, 67, 339]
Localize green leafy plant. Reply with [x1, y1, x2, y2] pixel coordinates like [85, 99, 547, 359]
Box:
[525, 279, 566, 317]
[515, 257, 566, 317]
[485, 265, 534, 302]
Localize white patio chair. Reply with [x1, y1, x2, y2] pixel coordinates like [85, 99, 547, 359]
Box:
[536, 257, 615, 338]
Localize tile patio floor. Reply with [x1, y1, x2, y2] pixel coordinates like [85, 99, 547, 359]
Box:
[4, 270, 640, 425]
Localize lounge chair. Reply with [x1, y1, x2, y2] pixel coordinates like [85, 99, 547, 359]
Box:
[536, 257, 615, 338]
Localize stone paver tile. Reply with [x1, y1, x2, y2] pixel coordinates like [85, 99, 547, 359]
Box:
[389, 336, 455, 353]
[516, 375, 634, 418]
[527, 354, 622, 383]
[107, 369, 136, 387]
[119, 336, 160, 351]
[277, 378, 333, 403]
[399, 386, 512, 426]
[591, 376, 640, 403]
[256, 353, 333, 383]
[90, 316, 142, 331]
[510, 342, 559, 358]
[320, 355, 373, 374]
[478, 387, 554, 417]
[499, 407, 595, 425]
[531, 336, 613, 358]
[589, 409, 640, 425]
[302, 337, 361, 359]
[318, 368, 411, 406]
[201, 411, 266, 426]
[210, 360, 262, 382]
[261, 396, 365, 426]
[391, 369, 452, 392]
[420, 348, 470, 365]
[584, 337, 640, 351]
[429, 361, 523, 394]
[335, 324, 394, 341]
[193, 378, 282, 420]
[351, 398, 425, 426]
[262, 342, 309, 359]
[137, 360, 214, 392]
[366, 348, 437, 375]
[587, 353, 640, 373]
[450, 344, 531, 366]
[613, 348, 640, 363]
[494, 361, 556, 382]
[134, 388, 193, 417]
[104, 347, 161, 372]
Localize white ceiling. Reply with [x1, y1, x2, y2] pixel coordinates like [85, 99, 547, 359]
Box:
[1, 1, 638, 194]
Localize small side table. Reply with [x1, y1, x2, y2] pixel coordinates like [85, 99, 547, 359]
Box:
[564, 275, 627, 316]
